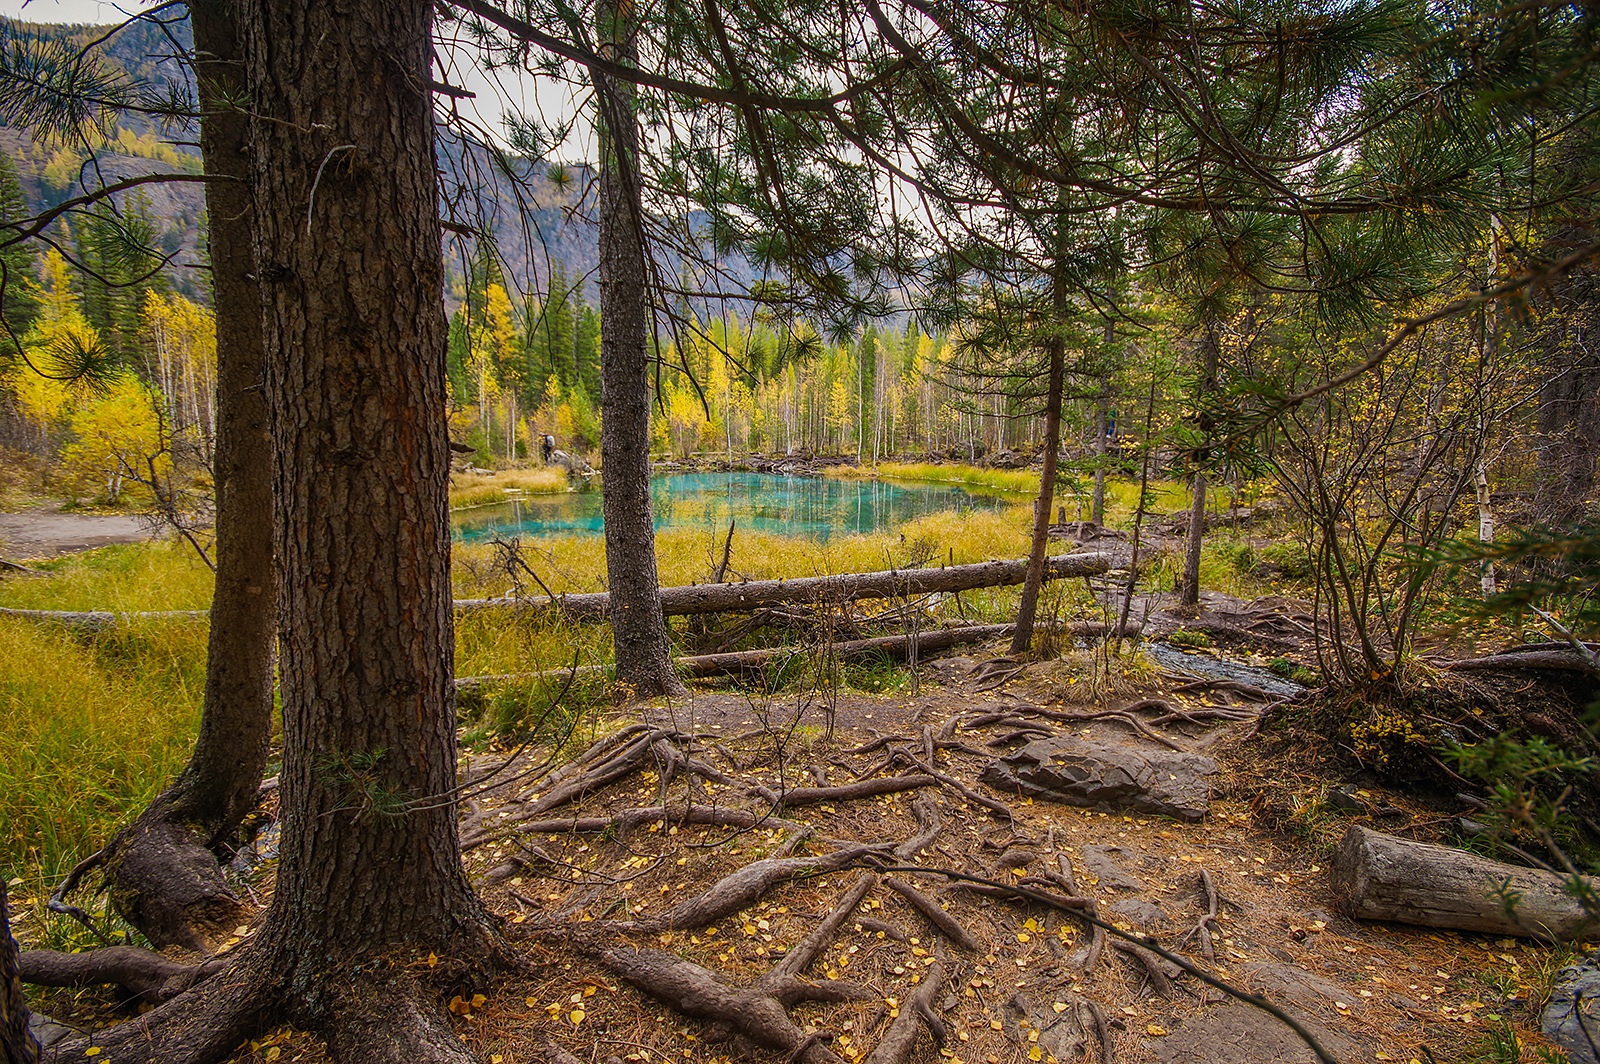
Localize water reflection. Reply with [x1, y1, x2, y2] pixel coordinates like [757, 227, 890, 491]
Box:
[452, 471, 1018, 544]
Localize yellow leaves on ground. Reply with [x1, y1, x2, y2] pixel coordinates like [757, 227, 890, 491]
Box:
[448, 993, 488, 1016]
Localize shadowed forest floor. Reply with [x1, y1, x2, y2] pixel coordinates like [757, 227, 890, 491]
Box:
[14, 632, 1581, 1064]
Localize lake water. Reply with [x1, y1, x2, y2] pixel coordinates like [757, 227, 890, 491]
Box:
[452, 471, 1022, 544]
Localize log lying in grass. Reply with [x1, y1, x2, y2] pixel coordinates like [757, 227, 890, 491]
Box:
[3, 554, 1115, 629]
[0, 606, 208, 628]
[456, 552, 1115, 619]
[453, 619, 1138, 691]
[1330, 825, 1598, 941]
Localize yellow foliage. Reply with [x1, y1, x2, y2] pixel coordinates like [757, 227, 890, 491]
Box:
[59, 373, 167, 505]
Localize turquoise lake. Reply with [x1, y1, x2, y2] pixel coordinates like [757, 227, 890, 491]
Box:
[451, 472, 1022, 544]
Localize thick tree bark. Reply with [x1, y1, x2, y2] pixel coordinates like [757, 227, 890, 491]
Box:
[94, 0, 277, 953]
[1010, 317, 1066, 657]
[1331, 825, 1597, 941]
[1179, 321, 1220, 610]
[242, 0, 492, 969]
[457, 552, 1113, 619]
[2, 883, 40, 1064]
[595, 0, 683, 697]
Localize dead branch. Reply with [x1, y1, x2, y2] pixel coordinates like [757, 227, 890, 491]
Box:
[1443, 650, 1598, 674]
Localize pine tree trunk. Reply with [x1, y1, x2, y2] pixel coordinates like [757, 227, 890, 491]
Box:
[596, 0, 683, 697]
[1179, 321, 1220, 610]
[243, 0, 490, 975]
[1010, 308, 1066, 657]
[95, 0, 277, 954]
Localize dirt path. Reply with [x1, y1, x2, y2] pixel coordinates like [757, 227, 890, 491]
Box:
[0, 504, 156, 561]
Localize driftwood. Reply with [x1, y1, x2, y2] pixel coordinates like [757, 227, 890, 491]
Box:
[456, 553, 1113, 618]
[1330, 825, 1598, 940]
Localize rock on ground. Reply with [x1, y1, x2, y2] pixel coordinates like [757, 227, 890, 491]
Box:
[1544, 953, 1600, 1064]
[979, 737, 1218, 821]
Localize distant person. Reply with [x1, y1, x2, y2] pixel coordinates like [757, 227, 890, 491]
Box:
[541, 434, 556, 463]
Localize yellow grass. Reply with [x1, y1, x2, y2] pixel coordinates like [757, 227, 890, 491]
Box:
[449, 467, 569, 510]
[825, 461, 1040, 497]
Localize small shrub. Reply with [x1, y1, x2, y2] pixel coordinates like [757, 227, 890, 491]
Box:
[1267, 658, 1322, 686]
[1256, 541, 1313, 580]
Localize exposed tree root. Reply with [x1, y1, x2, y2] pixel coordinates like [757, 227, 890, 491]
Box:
[40, 958, 265, 1064]
[613, 846, 889, 934]
[765, 873, 879, 986]
[968, 702, 1191, 751]
[883, 877, 980, 952]
[890, 753, 1018, 822]
[470, 803, 813, 874]
[1110, 939, 1180, 997]
[523, 728, 680, 818]
[326, 973, 479, 1064]
[891, 794, 944, 861]
[18, 947, 225, 1007]
[97, 813, 247, 952]
[862, 959, 946, 1064]
[749, 774, 937, 808]
[588, 945, 848, 1063]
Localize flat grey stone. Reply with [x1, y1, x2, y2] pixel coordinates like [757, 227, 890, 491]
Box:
[1082, 845, 1147, 892]
[980, 737, 1218, 821]
[1544, 954, 1600, 1064]
[28, 1012, 79, 1049]
[1151, 1004, 1359, 1064]
[1000, 991, 1091, 1061]
[1108, 898, 1168, 927]
[1240, 959, 1359, 1012]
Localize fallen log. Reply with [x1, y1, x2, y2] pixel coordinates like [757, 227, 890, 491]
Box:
[1330, 825, 1599, 941]
[456, 553, 1114, 619]
[5, 555, 1115, 629]
[454, 619, 1137, 692]
[1443, 650, 1597, 675]
[0, 606, 208, 629]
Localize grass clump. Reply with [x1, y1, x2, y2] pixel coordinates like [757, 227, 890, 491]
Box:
[828, 461, 1040, 497]
[450, 467, 569, 510]
[1167, 628, 1214, 649]
[0, 615, 204, 892]
[1031, 644, 1161, 704]
[0, 540, 215, 614]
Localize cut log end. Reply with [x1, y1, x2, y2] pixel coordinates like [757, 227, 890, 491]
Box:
[1331, 824, 1598, 941]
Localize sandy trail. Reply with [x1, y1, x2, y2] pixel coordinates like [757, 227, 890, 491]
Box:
[0, 504, 156, 561]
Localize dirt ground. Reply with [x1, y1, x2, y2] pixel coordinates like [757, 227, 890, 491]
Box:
[0, 504, 155, 561]
[21, 649, 1567, 1064]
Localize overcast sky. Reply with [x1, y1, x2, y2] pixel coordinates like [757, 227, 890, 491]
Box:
[2, 0, 135, 24]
